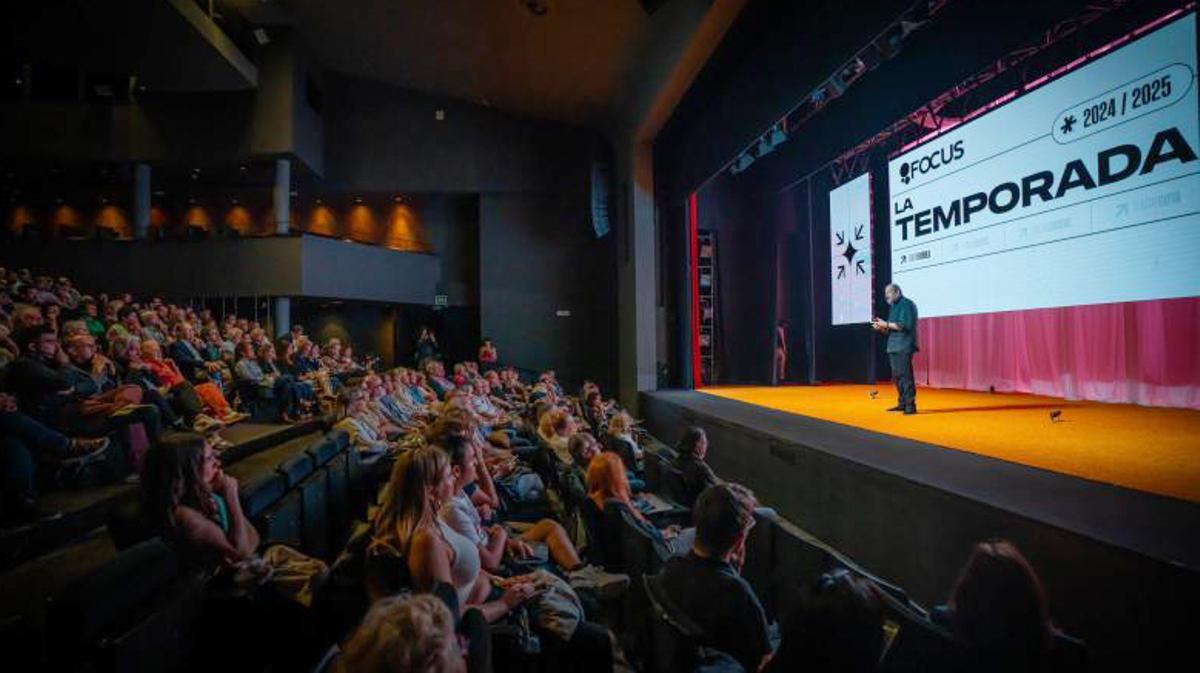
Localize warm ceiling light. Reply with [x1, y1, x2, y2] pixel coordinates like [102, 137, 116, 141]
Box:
[354, 197, 363, 204]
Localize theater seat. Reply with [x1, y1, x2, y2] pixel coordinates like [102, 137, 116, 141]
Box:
[643, 573, 706, 673]
[107, 497, 155, 550]
[45, 537, 204, 672]
[278, 453, 315, 488]
[256, 489, 304, 548]
[240, 472, 287, 520]
[297, 467, 332, 558]
[322, 451, 351, 547]
[659, 463, 689, 507]
[306, 435, 342, 467]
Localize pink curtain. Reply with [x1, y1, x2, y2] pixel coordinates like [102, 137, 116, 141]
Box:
[913, 298, 1200, 409]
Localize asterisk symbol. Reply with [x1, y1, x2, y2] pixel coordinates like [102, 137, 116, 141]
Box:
[1060, 115, 1076, 134]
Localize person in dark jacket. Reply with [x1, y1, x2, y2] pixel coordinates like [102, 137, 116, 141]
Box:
[872, 284, 919, 414]
[672, 426, 720, 508]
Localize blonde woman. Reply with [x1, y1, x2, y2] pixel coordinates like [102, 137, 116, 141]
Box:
[336, 594, 466, 673]
[371, 447, 534, 622]
[604, 411, 643, 475]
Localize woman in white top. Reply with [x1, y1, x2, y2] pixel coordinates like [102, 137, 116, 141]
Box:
[371, 446, 534, 622]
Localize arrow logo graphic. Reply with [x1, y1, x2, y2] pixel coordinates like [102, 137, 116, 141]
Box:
[837, 264, 846, 279]
[854, 225, 864, 240]
[856, 259, 865, 275]
[835, 231, 845, 246]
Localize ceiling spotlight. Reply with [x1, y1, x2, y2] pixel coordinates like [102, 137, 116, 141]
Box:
[239, 165, 248, 172]
[188, 197, 196, 204]
[253, 28, 270, 45]
[232, 197, 239, 205]
[315, 198, 322, 205]
[393, 195, 403, 203]
[354, 197, 363, 204]
[434, 109, 445, 121]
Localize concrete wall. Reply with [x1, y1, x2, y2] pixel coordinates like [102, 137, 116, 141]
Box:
[479, 193, 617, 391]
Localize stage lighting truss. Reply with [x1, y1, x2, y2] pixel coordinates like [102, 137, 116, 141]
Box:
[827, 0, 1139, 171]
[725, 0, 951, 178]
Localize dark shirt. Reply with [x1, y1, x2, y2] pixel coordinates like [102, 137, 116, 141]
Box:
[886, 296, 919, 353]
[167, 340, 208, 382]
[673, 454, 719, 508]
[604, 435, 643, 474]
[659, 552, 772, 671]
[2, 355, 79, 423]
[63, 361, 119, 397]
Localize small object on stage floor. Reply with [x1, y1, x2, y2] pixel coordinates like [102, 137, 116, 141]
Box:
[869, 390, 878, 399]
[1050, 409, 1063, 422]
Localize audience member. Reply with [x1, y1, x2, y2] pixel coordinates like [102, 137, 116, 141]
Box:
[370, 447, 535, 622]
[336, 594, 467, 673]
[586, 452, 693, 558]
[141, 432, 260, 567]
[659, 483, 772, 672]
[673, 426, 720, 508]
[935, 539, 1082, 673]
[763, 568, 883, 673]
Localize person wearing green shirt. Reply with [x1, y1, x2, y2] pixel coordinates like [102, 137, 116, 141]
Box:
[872, 284, 919, 415]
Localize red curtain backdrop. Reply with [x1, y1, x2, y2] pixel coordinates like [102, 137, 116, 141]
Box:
[913, 297, 1200, 409]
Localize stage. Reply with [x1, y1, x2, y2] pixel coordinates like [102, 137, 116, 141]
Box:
[700, 384, 1200, 503]
[640, 385, 1200, 663]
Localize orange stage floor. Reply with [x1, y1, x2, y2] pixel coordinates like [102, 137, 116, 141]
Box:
[699, 384, 1200, 503]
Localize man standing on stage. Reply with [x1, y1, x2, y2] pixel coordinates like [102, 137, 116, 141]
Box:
[872, 284, 919, 414]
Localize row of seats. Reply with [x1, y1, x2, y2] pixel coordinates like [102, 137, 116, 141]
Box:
[38, 429, 366, 672]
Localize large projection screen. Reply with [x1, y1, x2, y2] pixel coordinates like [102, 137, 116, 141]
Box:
[888, 13, 1200, 319]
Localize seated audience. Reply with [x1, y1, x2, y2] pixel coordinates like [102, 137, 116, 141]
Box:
[763, 568, 883, 673]
[436, 434, 627, 597]
[168, 322, 228, 387]
[123, 337, 236, 434]
[1, 391, 109, 527]
[672, 426, 720, 508]
[659, 483, 773, 672]
[370, 447, 535, 622]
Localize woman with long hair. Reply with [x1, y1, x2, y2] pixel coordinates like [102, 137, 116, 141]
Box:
[603, 411, 643, 475]
[141, 432, 258, 566]
[585, 452, 693, 560]
[371, 447, 533, 623]
[943, 539, 1079, 672]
